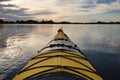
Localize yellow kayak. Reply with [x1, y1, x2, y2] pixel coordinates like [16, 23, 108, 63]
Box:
[13, 28, 103, 80]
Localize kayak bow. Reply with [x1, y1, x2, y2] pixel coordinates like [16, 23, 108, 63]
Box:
[13, 28, 103, 80]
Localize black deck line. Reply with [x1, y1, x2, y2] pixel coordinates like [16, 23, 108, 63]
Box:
[19, 54, 96, 75]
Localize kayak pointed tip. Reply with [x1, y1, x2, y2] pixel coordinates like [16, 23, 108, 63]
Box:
[53, 28, 70, 41]
[58, 28, 63, 32]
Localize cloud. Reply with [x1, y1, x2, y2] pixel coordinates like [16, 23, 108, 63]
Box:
[88, 1, 120, 15]
[79, 10, 90, 12]
[0, 5, 28, 13]
[0, 0, 120, 21]
[56, 0, 120, 16]
[0, 4, 16, 7]
[96, 0, 118, 4]
[33, 10, 57, 15]
[0, 1, 33, 20]
[0, 8, 29, 16]
[56, 0, 80, 5]
[0, 0, 12, 2]
[81, 5, 96, 9]
[0, 13, 33, 21]
[0, 0, 57, 20]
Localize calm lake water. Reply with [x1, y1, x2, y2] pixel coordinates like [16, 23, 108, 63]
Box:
[0, 24, 120, 80]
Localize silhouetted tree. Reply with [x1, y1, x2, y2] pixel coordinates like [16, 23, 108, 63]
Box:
[41, 20, 54, 24]
[0, 19, 4, 23]
[60, 21, 70, 24]
[16, 20, 25, 24]
[41, 20, 45, 23]
[47, 20, 54, 24]
[0, 19, 120, 24]
[25, 20, 39, 24]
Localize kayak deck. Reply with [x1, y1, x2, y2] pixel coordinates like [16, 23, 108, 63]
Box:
[13, 28, 103, 80]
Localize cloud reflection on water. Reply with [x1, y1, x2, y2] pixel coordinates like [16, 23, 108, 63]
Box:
[59, 25, 120, 54]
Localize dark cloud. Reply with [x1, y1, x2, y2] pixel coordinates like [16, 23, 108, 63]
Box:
[0, 13, 33, 21]
[81, 5, 96, 9]
[34, 11, 57, 15]
[96, 0, 118, 4]
[0, 4, 32, 20]
[0, 0, 33, 20]
[0, 4, 17, 7]
[79, 0, 96, 9]
[0, 0, 57, 20]
[0, 0, 12, 2]
[0, 5, 29, 14]
[0, 8, 29, 16]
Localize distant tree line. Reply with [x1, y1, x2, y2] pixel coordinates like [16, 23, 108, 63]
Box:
[0, 19, 120, 24]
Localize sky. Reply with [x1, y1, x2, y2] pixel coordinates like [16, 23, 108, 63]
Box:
[0, 0, 120, 22]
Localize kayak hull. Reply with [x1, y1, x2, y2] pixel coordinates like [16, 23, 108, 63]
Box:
[13, 28, 103, 80]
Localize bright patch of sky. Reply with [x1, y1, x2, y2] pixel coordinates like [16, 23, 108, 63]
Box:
[0, 0, 120, 22]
